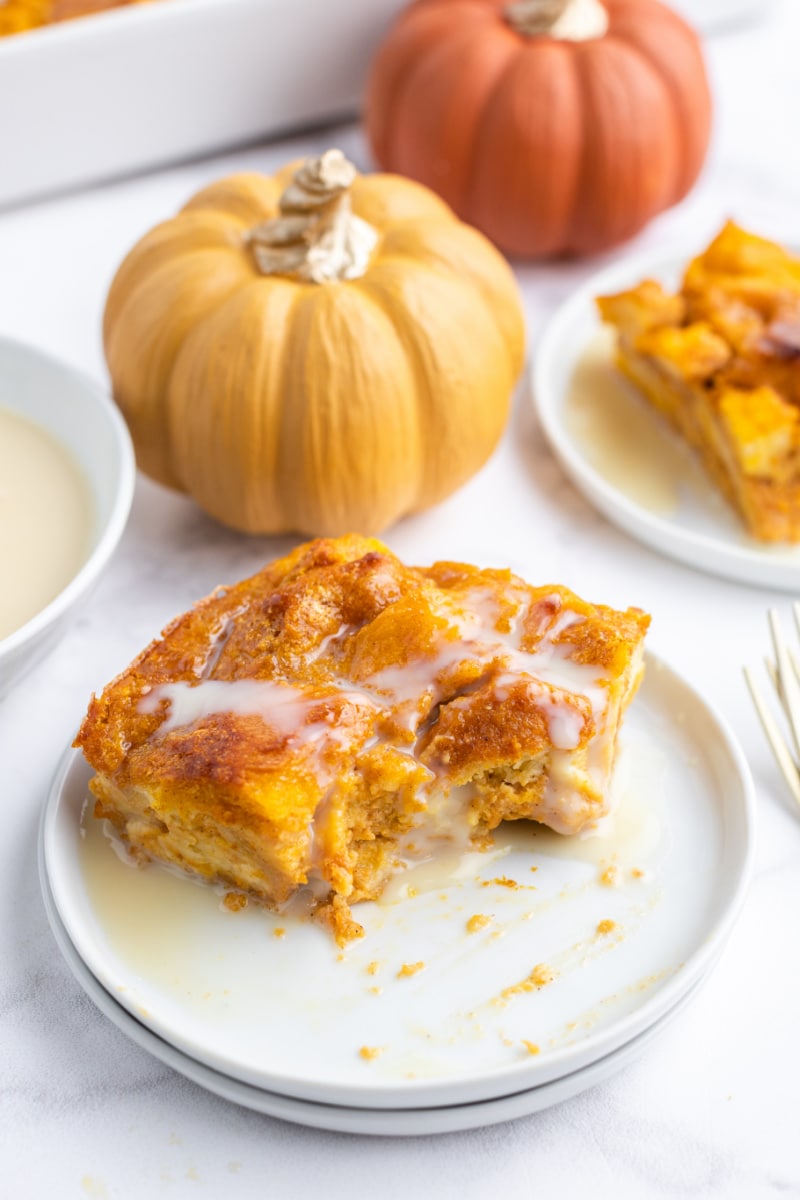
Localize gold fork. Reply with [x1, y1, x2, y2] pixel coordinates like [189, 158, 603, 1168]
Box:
[744, 605, 800, 810]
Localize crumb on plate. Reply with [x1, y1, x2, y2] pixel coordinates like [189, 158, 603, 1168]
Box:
[397, 961, 426, 978]
[466, 913, 493, 934]
[501, 963, 556, 1000]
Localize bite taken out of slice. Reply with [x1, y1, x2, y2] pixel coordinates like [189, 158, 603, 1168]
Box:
[76, 535, 650, 943]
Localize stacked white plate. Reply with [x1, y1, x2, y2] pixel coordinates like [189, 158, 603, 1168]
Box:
[40, 653, 754, 1135]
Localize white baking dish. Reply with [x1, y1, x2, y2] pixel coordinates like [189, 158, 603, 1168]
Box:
[0, 0, 776, 210]
[0, 0, 405, 208]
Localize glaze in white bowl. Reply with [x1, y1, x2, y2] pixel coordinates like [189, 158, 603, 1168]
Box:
[0, 336, 134, 696]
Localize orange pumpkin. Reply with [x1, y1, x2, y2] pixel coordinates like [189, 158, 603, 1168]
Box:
[366, 0, 712, 258]
[103, 151, 525, 537]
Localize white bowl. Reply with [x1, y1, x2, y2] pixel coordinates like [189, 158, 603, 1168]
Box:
[0, 336, 135, 695]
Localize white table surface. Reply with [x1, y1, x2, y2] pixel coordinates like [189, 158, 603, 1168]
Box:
[2, 4, 800, 1196]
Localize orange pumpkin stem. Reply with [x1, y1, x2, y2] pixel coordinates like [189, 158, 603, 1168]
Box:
[246, 149, 378, 284]
[505, 0, 608, 40]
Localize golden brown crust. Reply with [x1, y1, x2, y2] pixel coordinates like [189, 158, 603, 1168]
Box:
[417, 678, 592, 782]
[598, 221, 800, 541]
[76, 536, 649, 942]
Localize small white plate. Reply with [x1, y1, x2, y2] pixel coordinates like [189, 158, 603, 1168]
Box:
[42, 652, 754, 1110]
[533, 246, 800, 591]
[38, 854, 711, 1136]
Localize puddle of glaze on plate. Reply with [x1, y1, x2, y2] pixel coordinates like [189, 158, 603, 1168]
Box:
[44, 653, 753, 1108]
[39, 857, 713, 1135]
[564, 329, 714, 520]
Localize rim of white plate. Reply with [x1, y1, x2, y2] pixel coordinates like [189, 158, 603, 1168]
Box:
[38, 843, 713, 1136]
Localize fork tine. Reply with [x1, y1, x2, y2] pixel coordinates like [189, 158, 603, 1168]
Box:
[744, 667, 800, 810]
[768, 609, 800, 764]
[788, 605, 800, 692]
[792, 601, 800, 641]
[764, 652, 800, 698]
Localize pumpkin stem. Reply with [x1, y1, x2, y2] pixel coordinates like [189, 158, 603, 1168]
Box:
[505, 0, 608, 40]
[246, 149, 378, 284]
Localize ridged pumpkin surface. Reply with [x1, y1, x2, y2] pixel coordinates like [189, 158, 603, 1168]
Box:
[104, 165, 525, 536]
[366, 0, 712, 258]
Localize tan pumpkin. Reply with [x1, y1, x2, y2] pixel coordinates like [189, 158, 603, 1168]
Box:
[366, 0, 712, 258]
[104, 150, 525, 536]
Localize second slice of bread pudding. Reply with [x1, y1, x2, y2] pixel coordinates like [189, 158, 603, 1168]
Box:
[76, 536, 650, 942]
[598, 222, 800, 542]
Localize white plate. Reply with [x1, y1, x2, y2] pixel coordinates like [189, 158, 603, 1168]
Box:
[38, 854, 711, 1136]
[533, 245, 800, 591]
[42, 652, 754, 1110]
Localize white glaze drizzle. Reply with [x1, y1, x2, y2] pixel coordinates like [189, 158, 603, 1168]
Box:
[135, 579, 623, 855]
[191, 603, 248, 681]
[361, 587, 603, 747]
[139, 678, 377, 778]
